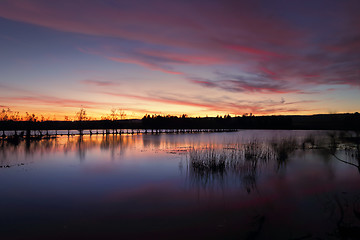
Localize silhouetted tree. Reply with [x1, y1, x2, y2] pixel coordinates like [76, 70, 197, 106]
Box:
[24, 112, 38, 122]
[75, 108, 88, 135]
[0, 108, 21, 121]
[76, 108, 88, 122]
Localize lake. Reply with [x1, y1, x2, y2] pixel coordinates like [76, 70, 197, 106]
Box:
[1, 130, 360, 239]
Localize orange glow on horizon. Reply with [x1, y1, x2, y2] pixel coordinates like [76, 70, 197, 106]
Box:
[0, 106, 332, 121]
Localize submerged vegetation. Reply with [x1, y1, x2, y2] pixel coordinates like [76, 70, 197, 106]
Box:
[186, 139, 289, 192]
[188, 138, 296, 172]
[270, 137, 297, 169]
[186, 133, 360, 191]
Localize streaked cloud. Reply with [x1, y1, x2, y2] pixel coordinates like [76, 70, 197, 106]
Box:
[81, 79, 117, 87]
[102, 91, 318, 115]
[189, 73, 296, 94]
[0, 0, 359, 117]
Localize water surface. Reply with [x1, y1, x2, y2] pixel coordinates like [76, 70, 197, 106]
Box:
[1, 130, 359, 239]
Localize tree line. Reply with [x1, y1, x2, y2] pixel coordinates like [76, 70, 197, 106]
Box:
[1, 107, 359, 131]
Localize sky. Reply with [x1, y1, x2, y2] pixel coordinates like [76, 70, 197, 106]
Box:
[0, 0, 359, 120]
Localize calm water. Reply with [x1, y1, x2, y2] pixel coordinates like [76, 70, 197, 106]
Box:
[1, 130, 359, 240]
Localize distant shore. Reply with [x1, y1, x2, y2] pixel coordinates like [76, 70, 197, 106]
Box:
[1, 113, 359, 132]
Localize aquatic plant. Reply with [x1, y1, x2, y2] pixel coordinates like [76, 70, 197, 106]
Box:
[186, 137, 301, 190]
[270, 137, 297, 163]
[327, 132, 339, 154]
[243, 140, 272, 161]
[189, 140, 274, 172]
[187, 140, 277, 192]
[301, 134, 316, 149]
[189, 146, 227, 172]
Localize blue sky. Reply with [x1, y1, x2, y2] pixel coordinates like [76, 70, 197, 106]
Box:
[0, 0, 359, 119]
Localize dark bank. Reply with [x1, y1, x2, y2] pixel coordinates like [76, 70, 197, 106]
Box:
[1, 113, 359, 135]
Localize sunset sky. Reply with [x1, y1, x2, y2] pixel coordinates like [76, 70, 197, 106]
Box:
[0, 0, 359, 120]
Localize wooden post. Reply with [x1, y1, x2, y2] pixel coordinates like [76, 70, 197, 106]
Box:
[26, 129, 30, 140]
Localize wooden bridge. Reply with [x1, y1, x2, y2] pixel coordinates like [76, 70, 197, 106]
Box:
[1, 128, 238, 140]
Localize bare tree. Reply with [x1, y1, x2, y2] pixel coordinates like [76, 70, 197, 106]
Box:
[25, 112, 38, 122]
[0, 108, 21, 121]
[76, 108, 88, 121]
[118, 109, 127, 120]
[105, 108, 127, 121]
[75, 108, 88, 135]
[110, 108, 118, 121]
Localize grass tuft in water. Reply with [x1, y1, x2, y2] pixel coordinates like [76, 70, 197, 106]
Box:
[270, 137, 297, 162]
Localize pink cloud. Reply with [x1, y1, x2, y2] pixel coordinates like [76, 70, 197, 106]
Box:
[225, 44, 283, 58]
[78, 47, 185, 75]
[102, 91, 317, 116]
[136, 49, 224, 65]
[0, 1, 302, 60]
[190, 79, 218, 88]
[107, 57, 182, 75]
[0, 0, 359, 93]
[79, 45, 228, 75]
[0, 96, 103, 108]
[81, 79, 117, 87]
[0, 79, 319, 116]
[104, 92, 214, 109]
[259, 67, 277, 76]
[0, 94, 164, 116]
[189, 71, 300, 94]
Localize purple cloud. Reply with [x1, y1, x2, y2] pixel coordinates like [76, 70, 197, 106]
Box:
[189, 71, 299, 94]
[0, 0, 359, 116]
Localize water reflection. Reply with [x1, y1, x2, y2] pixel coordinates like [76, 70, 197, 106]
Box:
[178, 132, 360, 238]
[183, 137, 299, 194]
[0, 135, 143, 166]
[320, 192, 360, 239]
[1, 130, 360, 239]
[183, 132, 360, 190]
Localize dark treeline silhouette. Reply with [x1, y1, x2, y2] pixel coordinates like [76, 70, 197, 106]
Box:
[0, 112, 359, 132]
[143, 113, 360, 130]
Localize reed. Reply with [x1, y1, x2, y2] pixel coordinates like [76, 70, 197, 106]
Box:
[188, 137, 300, 175]
[270, 137, 297, 163]
[188, 140, 275, 173]
[189, 146, 227, 172]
